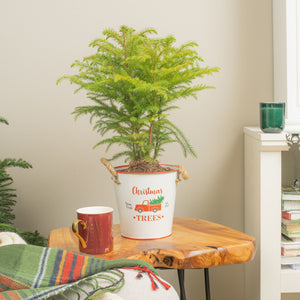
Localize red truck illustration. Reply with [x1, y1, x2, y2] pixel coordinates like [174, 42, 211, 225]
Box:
[135, 200, 161, 213]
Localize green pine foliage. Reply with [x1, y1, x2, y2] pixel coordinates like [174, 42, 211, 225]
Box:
[59, 25, 219, 163]
[149, 195, 164, 205]
[19, 230, 48, 246]
[0, 116, 47, 246]
[0, 158, 32, 225]
[0, 224, 47, 247]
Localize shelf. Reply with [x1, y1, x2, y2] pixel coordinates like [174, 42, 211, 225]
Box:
[244, 126, 292, 299]
[244, 127, 289, 151]
[281, 266, 300, 292]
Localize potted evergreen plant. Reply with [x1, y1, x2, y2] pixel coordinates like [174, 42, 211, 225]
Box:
[58, 25, 219, 239]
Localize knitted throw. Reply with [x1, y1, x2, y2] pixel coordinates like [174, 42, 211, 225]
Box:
[0, 244, 159, 300]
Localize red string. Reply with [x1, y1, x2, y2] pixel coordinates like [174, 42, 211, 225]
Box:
[122, 266, 171, 290]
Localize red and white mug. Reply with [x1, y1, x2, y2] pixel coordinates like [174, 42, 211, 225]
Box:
[72, 206, 113, 254]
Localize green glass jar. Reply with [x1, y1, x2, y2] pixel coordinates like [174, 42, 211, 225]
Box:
[260, 102, 285, 133]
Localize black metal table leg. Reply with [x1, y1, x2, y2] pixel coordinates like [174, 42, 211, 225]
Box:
[177, 269, 186, 300]
[177, 268, 210, 300]
[204, 268, 211, 300]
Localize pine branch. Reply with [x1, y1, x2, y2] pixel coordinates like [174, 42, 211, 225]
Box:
[0, 158, 32, 169]
[0, 116, 9, 125]
[0, 116, 46, 245]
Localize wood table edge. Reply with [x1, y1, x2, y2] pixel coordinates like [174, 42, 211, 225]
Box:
[48, 218, 256, 269]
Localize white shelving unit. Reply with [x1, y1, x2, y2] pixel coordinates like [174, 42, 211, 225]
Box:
[244, 127, 300, 300]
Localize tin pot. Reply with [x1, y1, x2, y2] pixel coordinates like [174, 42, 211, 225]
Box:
[113, 165, 179, 239]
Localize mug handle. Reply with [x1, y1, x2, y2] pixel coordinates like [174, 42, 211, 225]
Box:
[72, 220, 87, 249]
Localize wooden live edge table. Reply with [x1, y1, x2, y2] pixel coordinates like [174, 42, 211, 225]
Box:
[48, 217, 256, 300]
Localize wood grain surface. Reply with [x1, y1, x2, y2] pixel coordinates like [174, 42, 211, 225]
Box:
[48, 217, 256, 269]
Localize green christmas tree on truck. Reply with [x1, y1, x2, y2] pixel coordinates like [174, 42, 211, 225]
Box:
[149, 195, 164, 205]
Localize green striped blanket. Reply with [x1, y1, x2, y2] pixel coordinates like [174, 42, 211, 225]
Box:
[0, 244, 158, 299]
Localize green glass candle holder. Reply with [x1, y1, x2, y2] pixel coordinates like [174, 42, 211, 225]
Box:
[259, 102, 285, 133]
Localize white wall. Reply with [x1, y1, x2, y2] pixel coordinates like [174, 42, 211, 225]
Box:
[0, 0, 273, 299]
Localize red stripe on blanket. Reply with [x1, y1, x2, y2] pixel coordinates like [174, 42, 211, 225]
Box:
[60, 252, 74, 284]
[72, 254, 84, 281]
[0, 291, 21, 300]
[0, 274, 30, 290]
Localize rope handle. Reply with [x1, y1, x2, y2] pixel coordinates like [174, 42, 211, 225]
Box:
[100, 158, 121, 184]
[176, 165, 190, 183]
[101, 158, 189, 184]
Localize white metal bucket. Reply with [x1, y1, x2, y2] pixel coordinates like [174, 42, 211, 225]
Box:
[113, 165, 179, 239]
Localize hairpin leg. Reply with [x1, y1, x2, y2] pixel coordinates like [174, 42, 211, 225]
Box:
[177, 269, 186, 300]
[177, 268, 211, 300]
[204, 268, 211, 300]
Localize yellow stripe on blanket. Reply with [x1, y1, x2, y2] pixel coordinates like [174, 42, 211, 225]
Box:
[81, 255, 89, 277]
[55, 250, 67, 285]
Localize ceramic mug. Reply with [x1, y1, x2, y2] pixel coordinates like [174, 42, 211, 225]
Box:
[72, 206, 113, 254]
